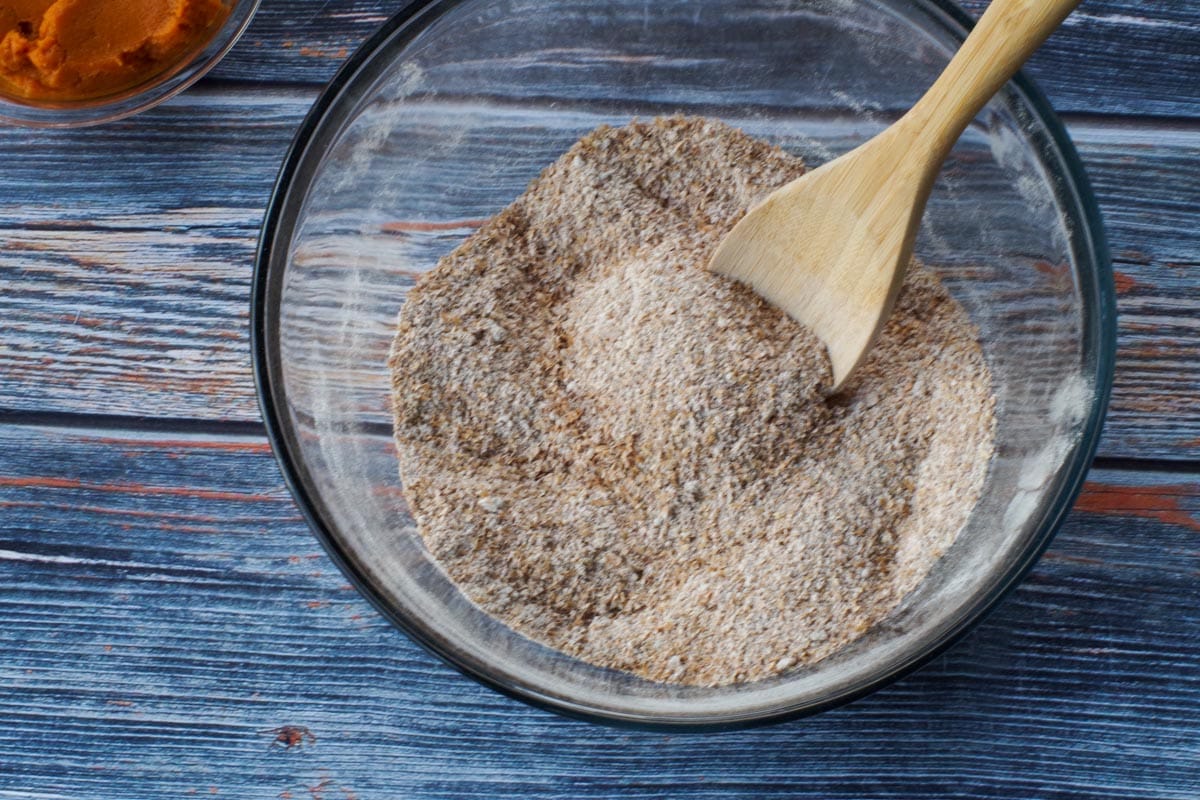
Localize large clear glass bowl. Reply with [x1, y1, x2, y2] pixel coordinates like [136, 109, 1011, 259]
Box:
[252, 0, 1115, 729]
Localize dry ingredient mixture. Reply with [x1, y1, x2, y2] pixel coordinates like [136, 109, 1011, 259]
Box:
[389, 116, 996, 686]
[0, 0, 230, 101]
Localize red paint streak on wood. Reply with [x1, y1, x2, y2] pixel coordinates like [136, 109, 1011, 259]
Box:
[86, 503, 255, 524]
[1124, 339, 1193, 360]
[0, 499, 254, 526]
[89, 438, 273, 454]
[1033, 259, 1070, 279]
[2, 237, 54, 252]
[1112, 269, 1140, 294]
[107, 699, 134, 707]
[0, 476, 276, 503]
[293, 45, 349, 59]
[294, 778, 335, 800]
[306, 600, 328, 609]
[381, 218, 488, 233]
[1117, 249, 1152, 265]
[289, 778, 354, 800]
[1075, 481, 1200, 532]
[1119, 395, 1190, 415]
[59, 314, 108, 327]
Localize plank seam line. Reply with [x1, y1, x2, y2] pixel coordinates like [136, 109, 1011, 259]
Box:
[182, 82, 1200, 130]
[0, 411, 265, 438]
[1090, 456, 1200, 475]
[2, 410, 1200, 475]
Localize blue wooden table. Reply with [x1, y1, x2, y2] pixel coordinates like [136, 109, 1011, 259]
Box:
[2, 1, 1198, 797]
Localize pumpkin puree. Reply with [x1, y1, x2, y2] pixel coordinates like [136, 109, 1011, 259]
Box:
[0, 0, 229, 100]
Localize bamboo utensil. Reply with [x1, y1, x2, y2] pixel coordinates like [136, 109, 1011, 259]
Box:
[709, 0, 1081, 391]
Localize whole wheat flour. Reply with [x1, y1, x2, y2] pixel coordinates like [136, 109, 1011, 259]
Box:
[389, 116, 996, 686]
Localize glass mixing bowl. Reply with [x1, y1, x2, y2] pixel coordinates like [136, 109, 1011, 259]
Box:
[0, 0, 260, 128]
[252, 0, 1115, 729]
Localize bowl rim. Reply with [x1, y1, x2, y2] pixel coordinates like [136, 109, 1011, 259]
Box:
[251, 0, 1117, 731]
[0, 0, 261, 128]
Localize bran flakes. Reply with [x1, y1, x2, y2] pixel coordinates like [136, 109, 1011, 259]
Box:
[389, 116, 996, 686]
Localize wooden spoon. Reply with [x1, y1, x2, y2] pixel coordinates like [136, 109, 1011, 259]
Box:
[709, 0, 1081, 392]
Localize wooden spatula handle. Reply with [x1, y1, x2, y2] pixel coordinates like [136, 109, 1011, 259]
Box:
[908, 0, 1081, 159]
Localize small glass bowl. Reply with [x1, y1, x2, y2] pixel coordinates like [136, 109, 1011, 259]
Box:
[0, 0, 260, 128]
[253, 0, 1115, 729]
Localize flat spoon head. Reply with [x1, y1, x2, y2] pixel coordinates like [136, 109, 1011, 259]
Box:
[709, 0, 1081, 392]
[710, 131, 928, 393]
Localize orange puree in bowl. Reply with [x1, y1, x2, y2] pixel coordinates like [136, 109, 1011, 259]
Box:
[0, 0, 230, 101]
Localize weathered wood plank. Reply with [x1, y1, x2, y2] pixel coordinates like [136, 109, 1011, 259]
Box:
[962, 0, 1200, 118]
[0, 423, 1197, 798]
[0, 91, 299, 424]
[1, 95, 1197, 459]
[1081, 123, 1200, 458]
[215, 0, 1200, 118]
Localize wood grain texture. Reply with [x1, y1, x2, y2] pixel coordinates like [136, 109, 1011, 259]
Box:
[1, 0, 1197, 797]
[1, 95, 1197, 459]
[211, 0, 1200, 118]
[0, 90, 297, 424]
[963, 0, 1200, 117]
[1082, 123, 1200, 459]
[0, 423, 1197, 798]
